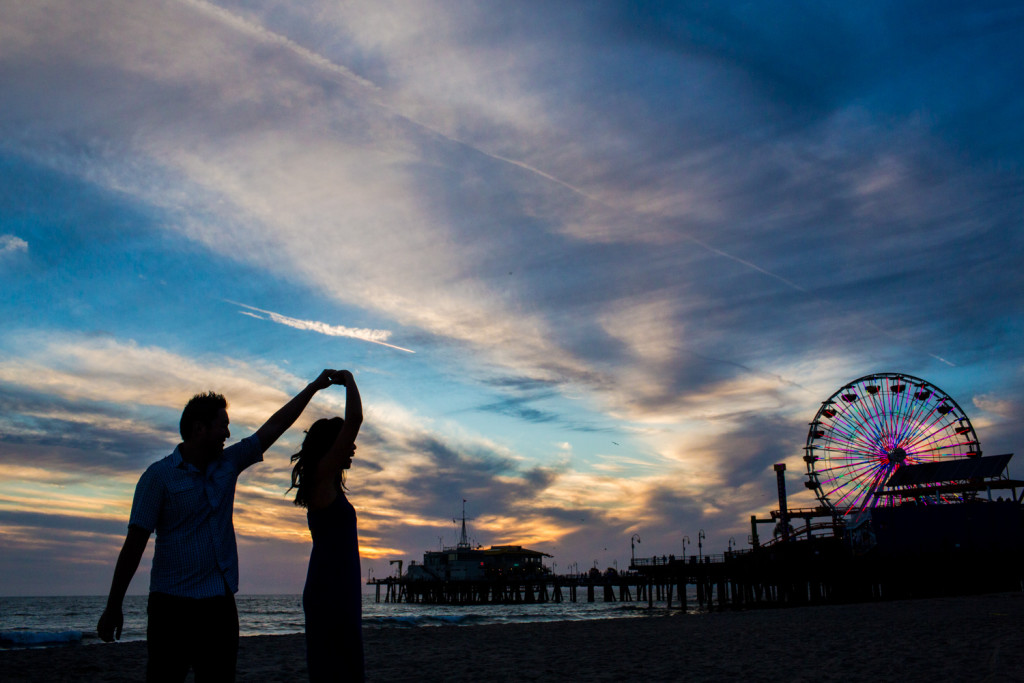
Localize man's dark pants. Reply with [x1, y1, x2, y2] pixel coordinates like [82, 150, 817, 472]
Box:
[146, 591, 239, 683]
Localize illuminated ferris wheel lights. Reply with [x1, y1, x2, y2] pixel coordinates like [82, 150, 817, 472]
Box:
[828, 448, 883, 459]
[803, 373, 979, 514]
[821, 461, 887, 478]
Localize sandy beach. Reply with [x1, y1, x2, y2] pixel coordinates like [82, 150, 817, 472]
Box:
[3, 592, 1024, 682]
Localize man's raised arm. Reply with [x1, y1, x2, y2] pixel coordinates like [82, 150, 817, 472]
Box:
[254, 369, 342, 452]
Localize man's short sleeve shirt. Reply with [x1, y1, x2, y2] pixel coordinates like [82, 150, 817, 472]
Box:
[128, 435, 263, 598]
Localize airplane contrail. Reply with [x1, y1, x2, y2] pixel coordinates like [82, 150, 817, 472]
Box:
[229, 301, 415, 353]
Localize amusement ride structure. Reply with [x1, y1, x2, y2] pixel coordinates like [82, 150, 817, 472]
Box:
[803, 372, 983, 513]
[750, 371, 1022, 547]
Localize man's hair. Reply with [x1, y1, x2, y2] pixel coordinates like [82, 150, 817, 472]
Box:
[179, 392, 228, 440]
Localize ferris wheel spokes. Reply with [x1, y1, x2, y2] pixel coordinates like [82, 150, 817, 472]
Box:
[803, 373, 981, 514]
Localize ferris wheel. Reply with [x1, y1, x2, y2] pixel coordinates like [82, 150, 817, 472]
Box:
[803, 372, 981, 515]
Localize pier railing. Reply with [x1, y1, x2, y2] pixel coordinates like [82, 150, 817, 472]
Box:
[630, 552, 749, 567]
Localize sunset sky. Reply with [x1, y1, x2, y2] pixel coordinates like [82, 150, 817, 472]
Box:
[1, 1, 1022, 596]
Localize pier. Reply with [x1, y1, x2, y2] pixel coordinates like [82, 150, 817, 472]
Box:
[371, 531, 1024, 610]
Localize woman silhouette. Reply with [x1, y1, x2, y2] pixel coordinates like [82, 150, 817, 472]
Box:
[289, 370, 364, 682]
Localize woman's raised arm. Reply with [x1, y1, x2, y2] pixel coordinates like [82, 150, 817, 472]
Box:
[321, 370, 362, 471]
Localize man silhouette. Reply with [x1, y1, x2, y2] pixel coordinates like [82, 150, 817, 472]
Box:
[97, 369, 346, 682]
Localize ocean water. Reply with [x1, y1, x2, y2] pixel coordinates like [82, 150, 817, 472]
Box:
[0, 592, 677, 649]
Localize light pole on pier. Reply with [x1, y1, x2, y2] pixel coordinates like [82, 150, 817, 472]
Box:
[631, 533, 641, 564]
[681, 535, 690, 559]
[698, 529, 706, 563]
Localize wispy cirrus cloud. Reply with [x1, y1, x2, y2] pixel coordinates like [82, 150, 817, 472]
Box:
[178, 0, 378, 91]
[230, 301, 415, 353]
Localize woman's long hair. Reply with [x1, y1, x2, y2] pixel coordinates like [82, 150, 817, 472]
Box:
[289, 417, 345, 508]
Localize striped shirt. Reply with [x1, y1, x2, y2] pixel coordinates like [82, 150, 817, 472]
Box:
[128, 435, 262, 598]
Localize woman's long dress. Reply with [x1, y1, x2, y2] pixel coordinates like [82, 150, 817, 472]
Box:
[303, 492, 364, 682]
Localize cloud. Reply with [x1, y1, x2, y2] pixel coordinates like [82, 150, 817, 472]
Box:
[6, 0, 1016, 423]
[2, 0, 1023, 591]
[231, 301, 414, 353]
[178, 0, 378, 91]
[0, 333, 311, 429]
[973, 393, 1019, 419]
[0, 509, 127, 537]
[0, 234, 27, 258]
[471, 390, 607, 433]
